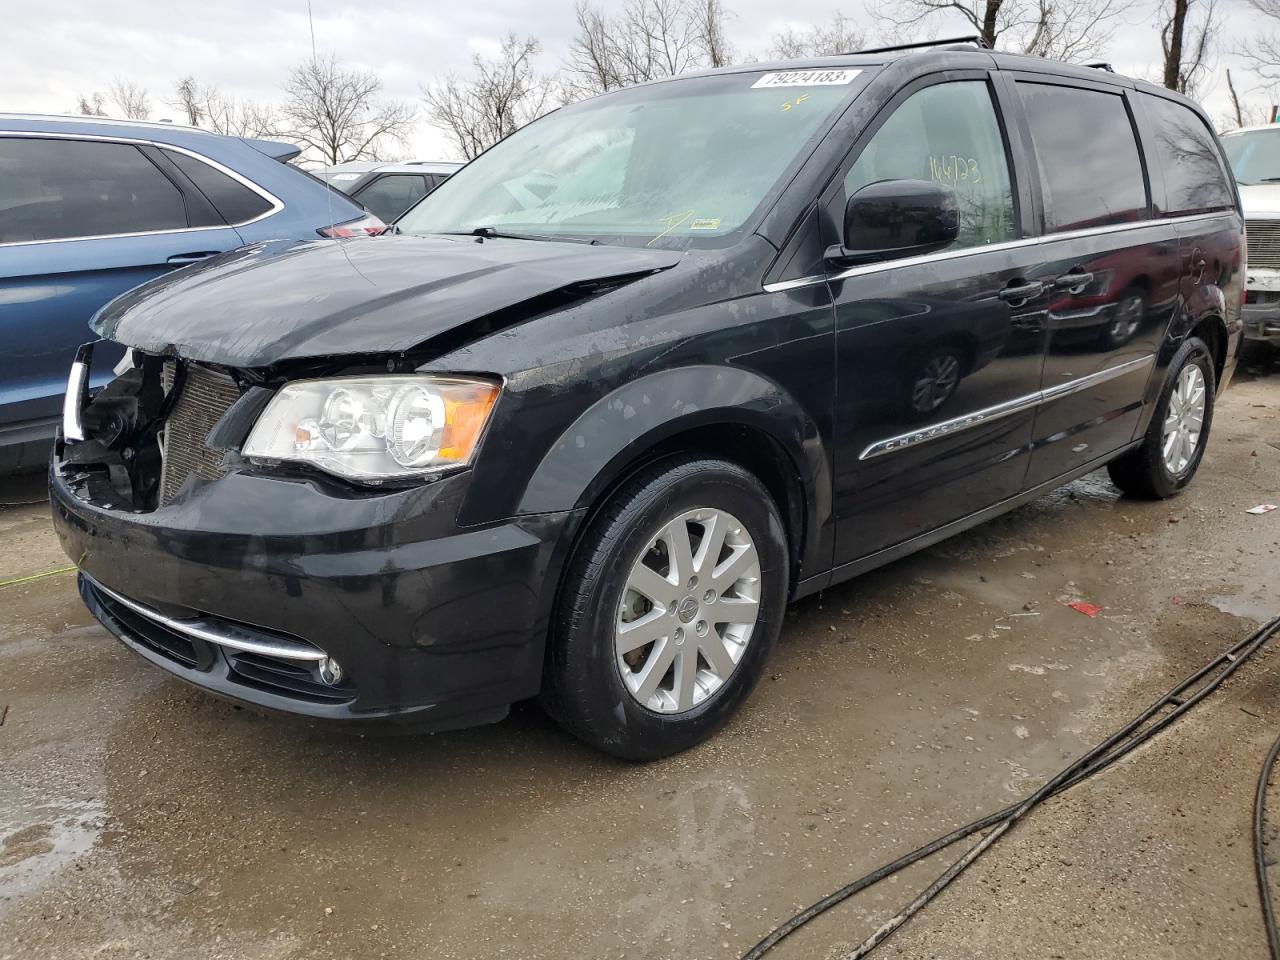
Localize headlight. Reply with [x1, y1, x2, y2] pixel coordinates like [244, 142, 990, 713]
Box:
[242, 375, 500, 481]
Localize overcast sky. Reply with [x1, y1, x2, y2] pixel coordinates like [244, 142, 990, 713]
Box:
[1, 0, 1270, 161]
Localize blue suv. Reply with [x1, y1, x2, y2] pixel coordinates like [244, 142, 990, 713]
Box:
[0, 114, 379, 469]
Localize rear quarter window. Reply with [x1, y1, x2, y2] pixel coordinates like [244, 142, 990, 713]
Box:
[165, 149, 275, 224]
[1140, 95, 1235, 215]
[1017, 83, 1148, 233]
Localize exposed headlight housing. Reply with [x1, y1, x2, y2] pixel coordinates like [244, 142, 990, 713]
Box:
[243, 375, 500, 481]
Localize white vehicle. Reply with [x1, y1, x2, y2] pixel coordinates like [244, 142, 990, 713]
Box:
[1222, 125, 1280, 343]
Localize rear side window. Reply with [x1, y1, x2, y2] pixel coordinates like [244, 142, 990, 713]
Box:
[356, 174, 428, 222]
[0, 137, 187, 243]
[165, 149, 274, 224]
[1018, 84, 1148, 233]
[843, 81, 1017, 250]
[1141, 95, 1234, 215]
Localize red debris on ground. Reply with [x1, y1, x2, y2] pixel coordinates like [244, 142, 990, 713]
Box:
[1067, 601, 1104, 618]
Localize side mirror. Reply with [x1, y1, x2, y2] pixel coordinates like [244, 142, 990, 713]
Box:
[827, 179, 960, 265]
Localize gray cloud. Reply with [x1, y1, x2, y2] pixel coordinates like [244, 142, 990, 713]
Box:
[0, 0, 1260, 161]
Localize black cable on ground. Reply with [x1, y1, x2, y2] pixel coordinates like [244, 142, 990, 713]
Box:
[1255, 730, 1280, 960]
[743, 614, 1280, 960]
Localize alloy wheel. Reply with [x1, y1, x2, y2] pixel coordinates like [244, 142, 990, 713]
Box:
[615, 508, 761, 714]
[1162, 363, 1206, 475]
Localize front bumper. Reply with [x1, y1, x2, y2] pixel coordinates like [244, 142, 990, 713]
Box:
[1242, 304, 1280, 342]
[51, 454, 579, 729]
[1244, 269, 1280, 342]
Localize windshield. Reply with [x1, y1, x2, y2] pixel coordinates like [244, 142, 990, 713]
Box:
[1222, 128, 1280, 184]
[397, 68, 865, 248]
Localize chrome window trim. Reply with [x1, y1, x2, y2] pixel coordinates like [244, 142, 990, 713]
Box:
[858, 354, 1155, 461]
[88, 576, 327, 662]
[763, 211, 1236, 294]
[0, 130, 284, 247]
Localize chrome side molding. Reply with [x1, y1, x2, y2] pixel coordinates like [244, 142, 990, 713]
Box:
[858, 354, 1155, 461]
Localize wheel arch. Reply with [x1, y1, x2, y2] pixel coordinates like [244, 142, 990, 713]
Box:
[519, 365, 833, 592]
[1189, 313, 1228, 388]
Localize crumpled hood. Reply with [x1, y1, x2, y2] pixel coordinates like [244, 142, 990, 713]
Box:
[92, 235, 683, 367]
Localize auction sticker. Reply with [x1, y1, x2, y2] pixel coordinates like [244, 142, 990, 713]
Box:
[752, 69, 861, 89]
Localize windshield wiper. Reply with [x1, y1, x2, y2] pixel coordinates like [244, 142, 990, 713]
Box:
[449, 227, 600, 245]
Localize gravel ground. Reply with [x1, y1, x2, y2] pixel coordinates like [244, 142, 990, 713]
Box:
[1, 348, 1278, 960]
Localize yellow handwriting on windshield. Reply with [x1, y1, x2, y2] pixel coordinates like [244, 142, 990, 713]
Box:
[780, 94, 811, 112]
[649, 210, 696, 247]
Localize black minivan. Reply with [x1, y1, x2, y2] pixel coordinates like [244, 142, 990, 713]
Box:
[51, 43, 1244, 760]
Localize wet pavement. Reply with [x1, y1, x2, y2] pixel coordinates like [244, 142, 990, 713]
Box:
[2, 350, 1278, 960]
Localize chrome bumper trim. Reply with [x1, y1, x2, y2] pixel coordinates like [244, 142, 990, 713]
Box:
[88, 575, 327, 662]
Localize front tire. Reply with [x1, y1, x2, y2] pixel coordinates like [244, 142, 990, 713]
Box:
[1108, 336, 1215, 499]
[542, 457, 788, 761]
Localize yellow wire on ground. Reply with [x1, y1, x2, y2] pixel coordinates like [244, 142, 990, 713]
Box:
[0, 565, 77, 589]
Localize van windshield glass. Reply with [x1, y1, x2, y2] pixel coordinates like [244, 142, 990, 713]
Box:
[397, 69, 864, 248]
[1222, 128, 1280, 184]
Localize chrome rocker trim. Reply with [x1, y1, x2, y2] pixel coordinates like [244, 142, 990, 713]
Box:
[858, 354, 1155, 461]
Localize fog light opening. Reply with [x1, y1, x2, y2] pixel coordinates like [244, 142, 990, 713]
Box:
[317, 657, 344, 686]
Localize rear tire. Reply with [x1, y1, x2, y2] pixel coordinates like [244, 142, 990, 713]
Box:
[542, 456, 788, 761]
[1107, 336, 1215, 499]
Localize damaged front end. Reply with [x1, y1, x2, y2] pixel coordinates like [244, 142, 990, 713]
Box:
[59, 342, 265, 511]
[61, 342, 173, 510]
[51, 338, 569, 727]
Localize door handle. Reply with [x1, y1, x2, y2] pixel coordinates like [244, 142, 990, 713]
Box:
[997, 280, 1046, 303]
[1052, 271, 1094, 291]
[167, 251, 219, 265]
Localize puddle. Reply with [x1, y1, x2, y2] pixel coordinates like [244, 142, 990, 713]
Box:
[0, 795, 104, 902]
[1206, 587, 1277, 624]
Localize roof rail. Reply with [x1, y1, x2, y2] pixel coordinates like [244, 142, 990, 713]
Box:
[845, 35, 991, 56]
[1084, 61, 1115, 72]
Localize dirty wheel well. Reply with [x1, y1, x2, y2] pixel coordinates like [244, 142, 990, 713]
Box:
[1191, 316, 1227, 386]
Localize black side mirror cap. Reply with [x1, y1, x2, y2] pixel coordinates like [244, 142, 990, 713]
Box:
[827, 179, 961, 266]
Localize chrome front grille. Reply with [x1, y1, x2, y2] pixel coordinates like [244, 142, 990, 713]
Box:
[158, 362, 241, 505]
[1247, 218, 1280, 270]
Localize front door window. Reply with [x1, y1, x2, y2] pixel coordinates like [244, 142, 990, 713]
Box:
[843, 81, 1017, 252]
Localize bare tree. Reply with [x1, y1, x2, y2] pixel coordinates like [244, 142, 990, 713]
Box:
[75, 93, 108, 116]
[564, 0, 733, 98]
[1227, 69, 1247, 128]
[278, 53, 415, 165]
[168, 76, 205, 126]
[874, 0, 1124, 60]
[693, 0, 734, 67]
[1159, 0, 1217, 95]
[770, 14, 866, 58]
[423, 34, 558, 160]
[1238, 0, 1280, 114]
[1221, 69, 1277, 129]
[202, 90, 279, 140]
[108, 78, 152, 120]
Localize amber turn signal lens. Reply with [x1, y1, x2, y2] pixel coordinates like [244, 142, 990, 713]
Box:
[438, 383, 500, 462]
